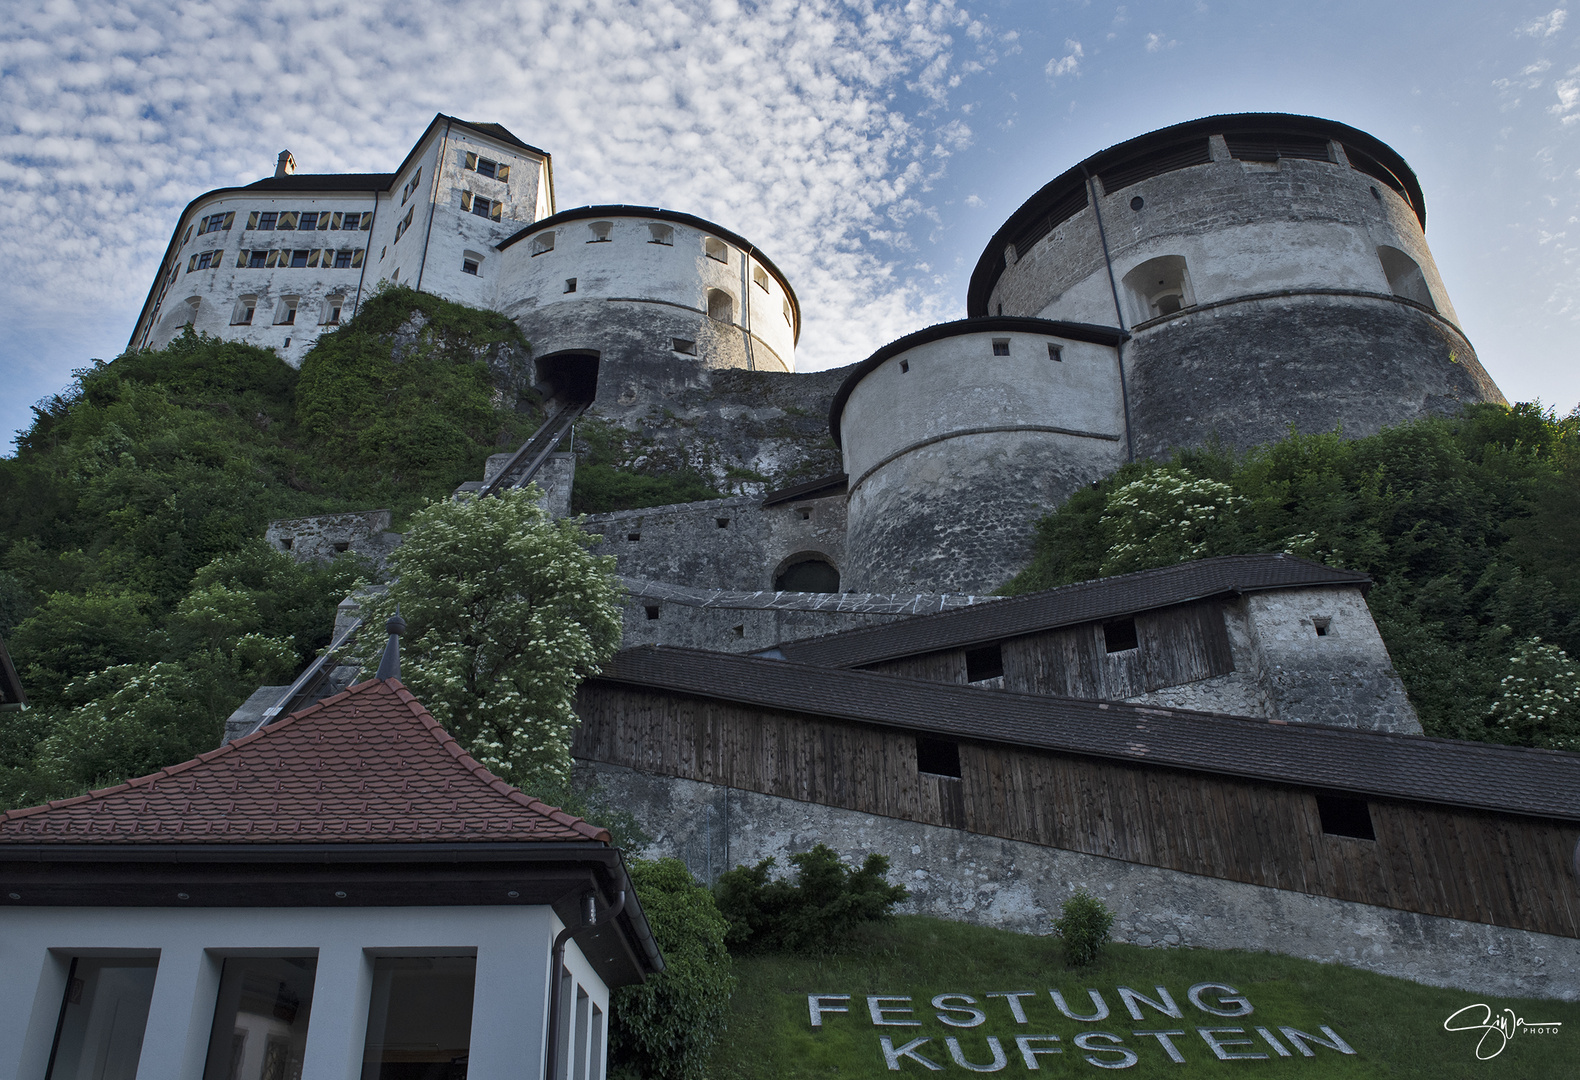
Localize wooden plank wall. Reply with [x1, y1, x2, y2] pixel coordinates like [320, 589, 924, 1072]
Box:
[574, 683, 1580, 939]
[863, 600, 1237, 700]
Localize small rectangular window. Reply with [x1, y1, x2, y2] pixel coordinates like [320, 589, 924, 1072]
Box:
[341, 211, 362, 231]
[46, 957, 159, 1080]
[531, 232, 555, 255]
[564, 277, 577, 293]
[232, 303, 255, 326]
[1048, 343, 1063, 362]
[644, 605, 660, 620]
[916, 736, 962, 778]
[964, 644, 1004, 682]
[462, 258, 479, 275]
[704, 236, 728, 262]
[202, 957, 317, 1080]
[361, 957, 476, 1080]
[476, 157, 497, 179]
[783, 298, 794, 326]
[335, 249, 353, 268]
[298, 211, 319, 231]
[672, 338, 697, 355]
[588, 221, 613, 242]
[716, 517, 730, 528]
[257, 211, 278, 230]
[471, 196, 493, 219]
[991, 338, 1010, 356]
[753, 265, 770, 291]
[627, 532, 641, 542]
[394, 207, 414, 242]
[195, 251, 214, 270]
[246, 249, 266, 268]
[1313, 617, 1332, 637]
[291, 249, 309, 268]
[1316, 793, 1375, 840]
[899, 359, 909, 373]
[1103, 618, 1138, 653]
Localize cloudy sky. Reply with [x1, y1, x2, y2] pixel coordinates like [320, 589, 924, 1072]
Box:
[2, 0, 1578, 450]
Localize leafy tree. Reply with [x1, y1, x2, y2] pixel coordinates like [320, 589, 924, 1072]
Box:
[609, 858, 735, 1080]
[713, 843, 910, 954]
[355, 486, 622, 793]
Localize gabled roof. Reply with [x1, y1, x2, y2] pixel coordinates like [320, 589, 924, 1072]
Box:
[592, 646, 1580, 822]
[0, 678, 607, 845]
[772, 554, 1371, 668]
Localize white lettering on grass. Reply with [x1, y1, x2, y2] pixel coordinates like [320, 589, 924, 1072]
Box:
[1132, 1030, 1187, 1063]
[1187, 982, 1253, 1017]
[1013, 1035, 1063, 1069]
[986, 992, 1035, 1024]
[881, 1037, 941, 1071]
[932, 994, 986, 1028]
[1050, 989, 1110, 1021]
[807, 995, 850, 1027]
[946, 1036, 1007, 1072]
[1198, 1028, 1268, 1061]
[869, 996, 921, 1026]
[1073, 1032, 1138, 1069]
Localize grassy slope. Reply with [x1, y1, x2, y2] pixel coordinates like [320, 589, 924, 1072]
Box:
[710, 916, 1579, 1079]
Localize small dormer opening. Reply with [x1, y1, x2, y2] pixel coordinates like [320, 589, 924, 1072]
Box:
[1122, 255, 1193, 323]
[964, 644, 1004, 683]
[1315, 794, 1375, 840]
[916, 736, 962, 779]
[1103, 618, 1139, 653]
[704, 237, 728, 263]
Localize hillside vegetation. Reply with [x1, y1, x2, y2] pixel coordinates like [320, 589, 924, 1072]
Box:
[1004, 404, 1580, 750]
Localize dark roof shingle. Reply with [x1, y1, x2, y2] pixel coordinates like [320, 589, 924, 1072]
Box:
[0, 678, 607, 845]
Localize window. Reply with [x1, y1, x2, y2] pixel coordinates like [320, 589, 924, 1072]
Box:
[644, 604, 660, 620]
[465, 152, 509, 181]
[1315, 794, 1376, 840]
[672, 338, 697, 355]
[468, 194, 502, 221]
[783, 298, 793, 326]
[916, 736, 962, 778]
[232, 296, 257, 325]
[44, 957, 158, 1080]
[531, 231, 555, 255]
[257, 211, 278, 231]
[321, 297, 343, 324]
[192, 251, 216, 270]
[753, 265, 770, 291]
[359, 955, 476, 1079]
[1377, 246, 1436, 310]
[1122, 255, 1193, 322]
[339, 211, 366, 231]
[462, 258, 479, 275]
[394, 207, 414, 242]
[1313, 617, 1332, 638]
[290, 249, 309, 267]
[334, 249, 353, 268]
[475, 157, 497, 178]
[277, 211, 299, 230]
[401, 166, 422, 204]
[588, 220, 613, 242]
[704, 236, 728, 263]
[276, 299, 298, 325]
[716, 517, 730, 528]
[991, 338, 1010, 356]
[648, 223, 674, 245]
[965, 644, 1004, 682]
[298, 211, 320, 231]
[1103, 618, 1139, 653]
[201, 957, 317, 1080]
[707, 288, 735, 323]
[899, 359, 909, 373]
[564, 277, 577, 293]
[197, 211, 232, 234]
[1048, 343, 1064, 362]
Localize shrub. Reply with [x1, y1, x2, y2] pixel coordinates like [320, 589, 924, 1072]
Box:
[609, 859, 735, 1080]
[713, 843, 909, 954]
[1053, 889, 1115, 966]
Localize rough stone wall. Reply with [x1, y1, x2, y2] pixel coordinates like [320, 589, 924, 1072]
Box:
[265, 510, 400, 565]
[1124, 295, 1501, 459]
[580, 762, 1580, 1000]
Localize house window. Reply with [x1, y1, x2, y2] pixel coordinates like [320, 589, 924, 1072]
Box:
[1103, 618, 1139, 653]
[704, 236, 728, 263]
[564, 277, 577, 293]
[194, 251, 215, 270]
[1048, 343, 1063, 362]
[648, 223, 674, 245]
[340, 211, 363, 230]
[201, 957, 318, 1080]
[644, 605, 660, 620]
[232, 297, 257, 325]
[401, 167, 422, 205]
[468, 195, 502, 221]
[965, 644, 1004, 682]
[462, 258, 479, 275]
[197, 211, 232, 234]
[707, 288, 735, 323]
[531, 232, 555, 256]
[1315, 793, 1376, 840]
[916, 736, 962, 778]
[360, 956, 477, 1079]
[321, 297, 344, 324]
[991, 338, 1010, 356]
[276, 299, 298, 325]
[753, 265, 770, 291]
[475, 157, 497, 178]
[672, 338, 697, 355]
[335, 249, 353, 268]
[44, 957, 159, 1080]
[257, 211, 278, 231]
[394, 207, 414, 242]
[298, 211, 320, 231]
[290, 249, 309, 267]
[588, 221, 613, 242]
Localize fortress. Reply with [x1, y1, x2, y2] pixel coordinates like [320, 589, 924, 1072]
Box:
[154, 113, 1580, 999]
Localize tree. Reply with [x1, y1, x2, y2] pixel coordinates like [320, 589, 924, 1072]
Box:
[356, 487, 622, 793]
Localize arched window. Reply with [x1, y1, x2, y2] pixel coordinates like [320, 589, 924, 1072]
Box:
[648, 223, 674, 245]
[588, 221, 612, 242]
[319, 294, 345, 325]
[1376, 246, 1436, 310]
[461, 249, 484, 276]
[774, 555, 840, 593]
[231, 295, 257, 326]
[1122, 256, 1193, 323]
[707, 288, 735, 323]
[704, 237, 728, 263]
[530, 232, 555, 256]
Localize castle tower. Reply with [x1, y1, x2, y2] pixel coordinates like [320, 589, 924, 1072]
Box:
[969, 113, 1504, 459]
[491, 207, 799, 414]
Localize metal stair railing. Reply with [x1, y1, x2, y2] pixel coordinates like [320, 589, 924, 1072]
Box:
[478, 399, 590, 498]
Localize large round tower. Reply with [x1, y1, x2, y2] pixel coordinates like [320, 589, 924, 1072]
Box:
[968, 113, 1504, 458]
[492, 206, 799, 413]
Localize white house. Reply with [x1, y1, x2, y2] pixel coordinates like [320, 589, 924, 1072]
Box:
[0, 650, 660, 1080]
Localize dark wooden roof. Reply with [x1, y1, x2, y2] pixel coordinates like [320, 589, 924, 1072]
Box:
[594, 646, 1580, 823]
[772, 554, 1371, 668]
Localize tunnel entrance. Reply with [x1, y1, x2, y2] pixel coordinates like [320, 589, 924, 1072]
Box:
[534, 351, 600, 408]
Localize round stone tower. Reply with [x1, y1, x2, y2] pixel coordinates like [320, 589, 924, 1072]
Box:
[968, 113, 1504, 459]
[833, 318, 1126, 594]
[492, 206, 799, 413]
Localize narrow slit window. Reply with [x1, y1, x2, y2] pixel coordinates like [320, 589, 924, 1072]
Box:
[899, 359, 909, 373]
[672, 338, 697, 355]
[1313, 617, 1331, 637]
[1103, 618, 1139, 653]
[1048, 343, 1064, 362]
[964, 644, 1004, 682]
[753, 265, 770, 291]
[916, 736, 962, 778]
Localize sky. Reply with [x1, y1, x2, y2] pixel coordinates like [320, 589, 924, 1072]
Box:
[2, 0, 1578, 452]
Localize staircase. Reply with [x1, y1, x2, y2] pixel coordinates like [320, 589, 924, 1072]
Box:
[479, 399, 590, 497]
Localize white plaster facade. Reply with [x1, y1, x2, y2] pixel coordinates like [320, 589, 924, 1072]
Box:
[0, 905, 608, 1080]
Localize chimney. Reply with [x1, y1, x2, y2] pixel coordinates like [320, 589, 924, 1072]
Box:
[374, 610, 407, 681]
[275, 150, 297, 179]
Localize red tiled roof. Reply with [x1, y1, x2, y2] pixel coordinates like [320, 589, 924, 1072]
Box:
[0, 679, 608, 845]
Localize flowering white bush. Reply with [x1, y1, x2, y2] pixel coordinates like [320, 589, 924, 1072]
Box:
[1099, 469, 1248, 576]
[360, 487, 622, 793]
[1488, 635, 1580, 751]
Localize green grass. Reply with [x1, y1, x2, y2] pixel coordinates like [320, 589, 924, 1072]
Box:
[709, 916, 1579, 1079]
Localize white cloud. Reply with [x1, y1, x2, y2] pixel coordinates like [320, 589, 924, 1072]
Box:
[1145, 32, 1177, 52]
[1046, 39, 1084, 79]
[964, 194, 983, 206]
[1519, 8, 1568, 35]
[0, 0, 1004, 390]
[1550, 70, 1580, 122]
